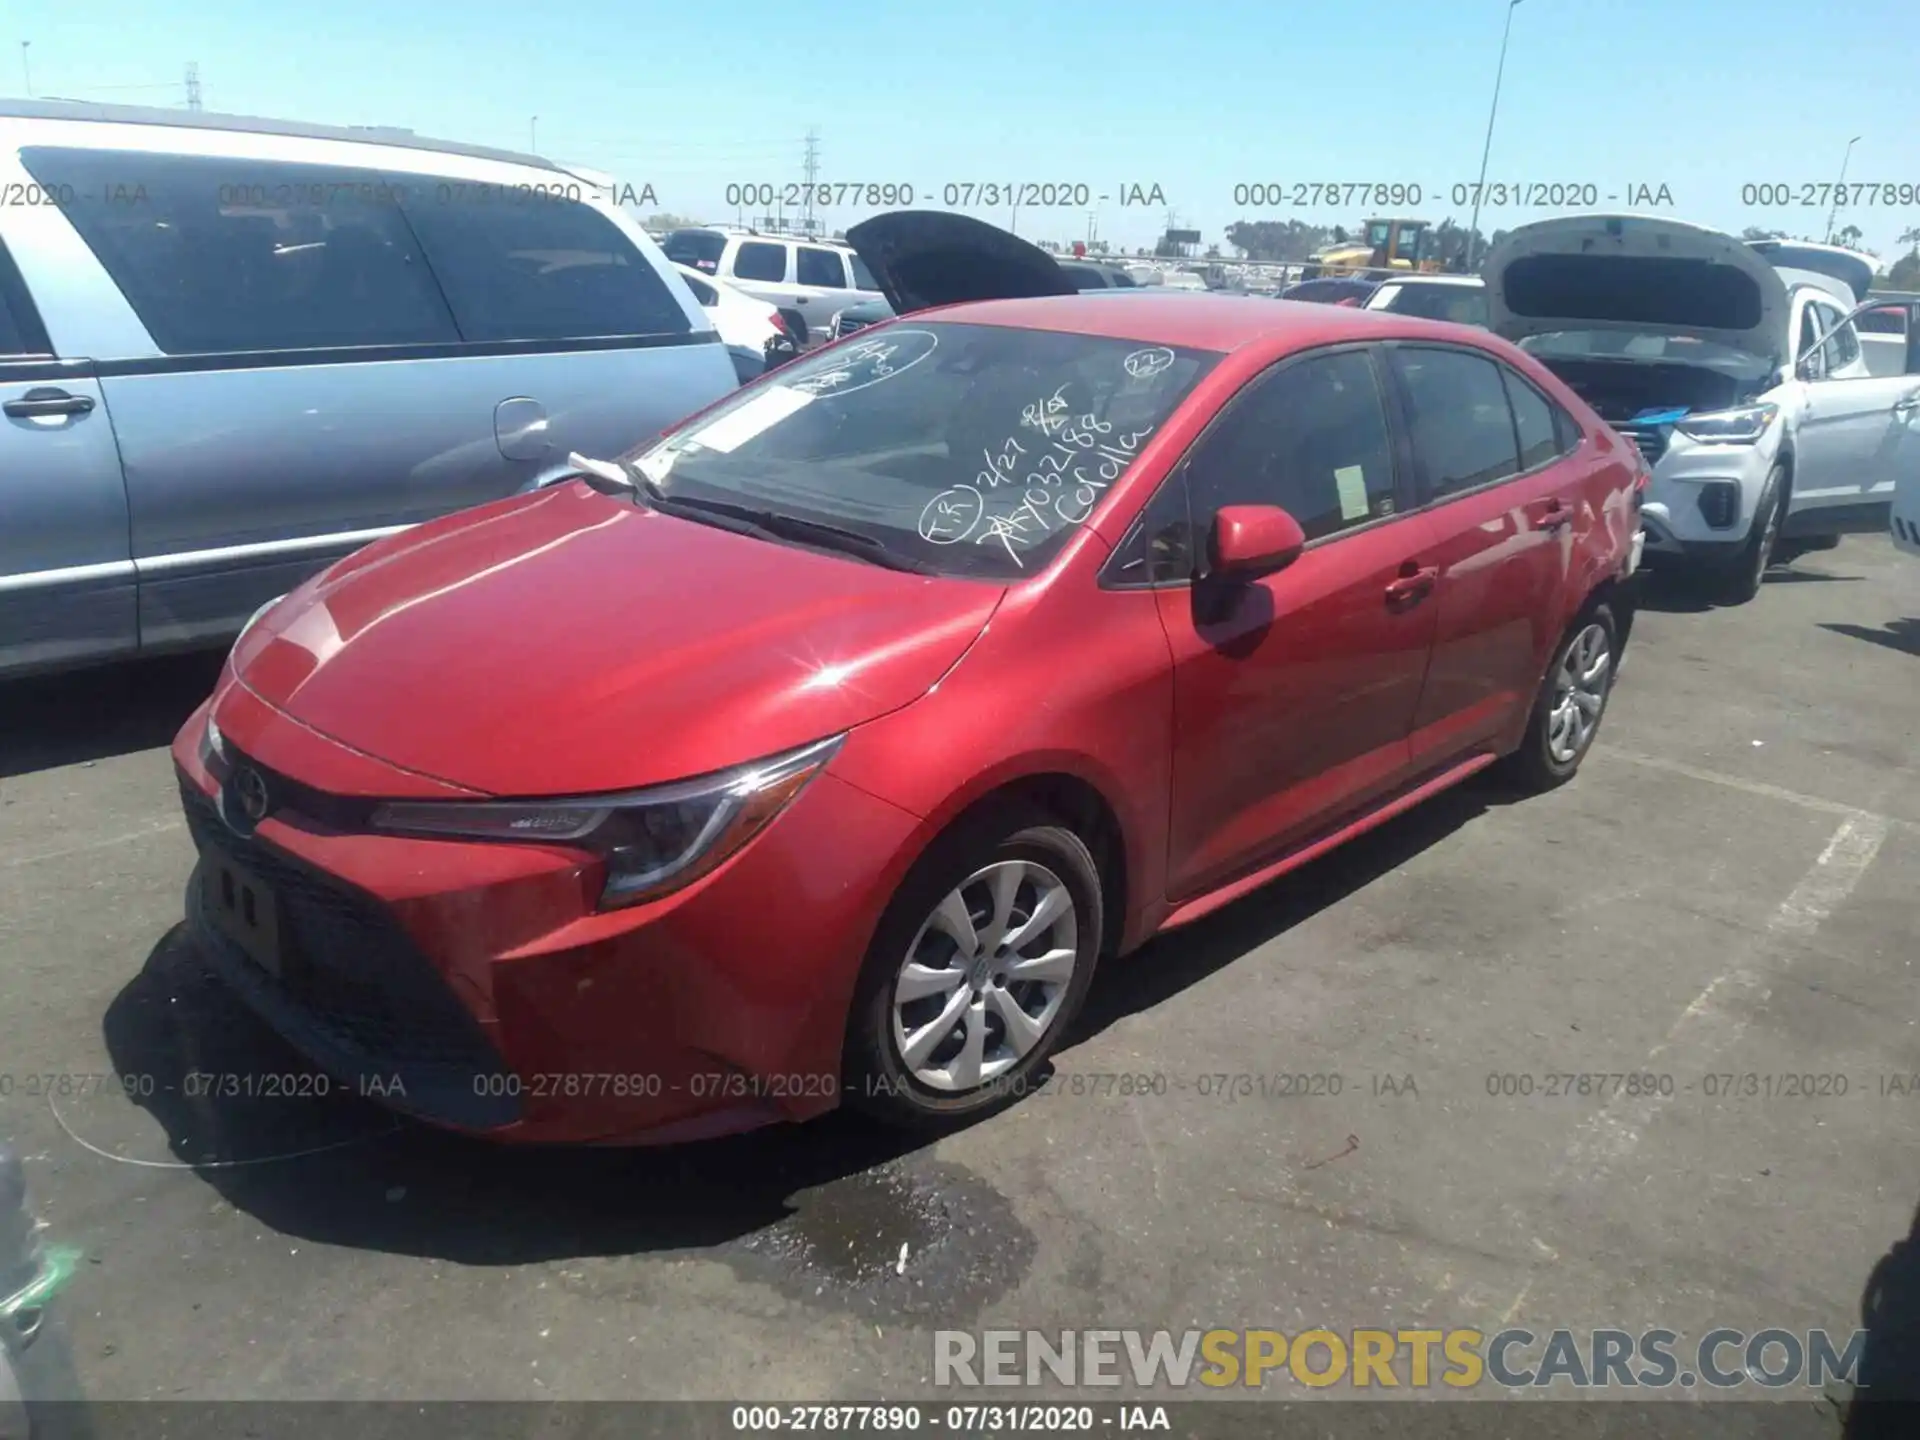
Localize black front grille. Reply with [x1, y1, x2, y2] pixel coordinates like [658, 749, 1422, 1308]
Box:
[1618, 423, 1670, 466]
[181, 780, 519, 1129]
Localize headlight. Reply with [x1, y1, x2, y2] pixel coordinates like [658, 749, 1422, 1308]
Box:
[368, 734, 844, 909]
[199, 711, 229, 777]
[1672, 403, 1779, 444]
[234, 593, 287, 652]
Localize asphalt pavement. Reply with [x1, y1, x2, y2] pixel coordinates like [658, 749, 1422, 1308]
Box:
[1, 538, 1916, 1415]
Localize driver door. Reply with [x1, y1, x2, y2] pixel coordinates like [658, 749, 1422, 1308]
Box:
[1789, 299, 1920, 536]
[1154, 345, 1441, 901]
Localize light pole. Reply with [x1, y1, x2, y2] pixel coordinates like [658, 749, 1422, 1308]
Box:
[1824, 135, 1861, 244]
[529, 116, 538, 154]
[20, 42, 31, 99]
[1465, 0, 1524, 273]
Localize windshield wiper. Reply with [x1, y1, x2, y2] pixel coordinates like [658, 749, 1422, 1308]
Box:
[621, 470, 939, 575]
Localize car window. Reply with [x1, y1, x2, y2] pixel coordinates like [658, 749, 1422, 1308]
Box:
[1502, 369, 1571, 470]
[1186, 349, 1398, 543]
[1060, 264, 1106, 290]
[0, 240, 48, 357]
[1105, 471, 1195, 587]
[1797, 304, 1825, 378]
[398, 192, 690, 342]
[683, 273, 718, 306]
[732, 241, 788, 283]
[21, 147, 458, 353]
[1392, 346, 1522, 500]
[624, 322, 1220, 581]
[1811, 301, 1861, 372]
[848, 253, 879, 290]
[663, 230, 726, 274]
[1108, 270, 1139, 288]
[1858, 305, 1908, 335]
[1389, 284, 1489, 327]
[796, 247, 848, 289]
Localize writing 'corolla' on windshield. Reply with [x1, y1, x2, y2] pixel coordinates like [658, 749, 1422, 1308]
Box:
[620, 321, 1218, 581]
[915, 354, 1167, 567]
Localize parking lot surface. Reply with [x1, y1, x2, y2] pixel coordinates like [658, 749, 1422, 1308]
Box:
[1, 538, 1916, 1407]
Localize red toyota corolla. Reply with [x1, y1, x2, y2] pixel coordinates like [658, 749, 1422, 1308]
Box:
[172, 215, 1643, 1145]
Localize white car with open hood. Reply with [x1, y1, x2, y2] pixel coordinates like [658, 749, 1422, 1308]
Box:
[1485, 216, 1920, 602]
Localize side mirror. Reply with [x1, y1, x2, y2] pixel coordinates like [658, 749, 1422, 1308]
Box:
[1208, 504, 1307, 580]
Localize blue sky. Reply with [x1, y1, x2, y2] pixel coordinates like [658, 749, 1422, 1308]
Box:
[11, 0, 1919, 259]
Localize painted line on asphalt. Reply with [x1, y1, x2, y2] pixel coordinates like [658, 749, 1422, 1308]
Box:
[1505, 809, 1889, 1323]
[1594, 747, 1916, 830]
[0, 819, 186, 870]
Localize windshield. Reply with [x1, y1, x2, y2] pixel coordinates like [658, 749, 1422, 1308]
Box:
[1518, 330, 1774, 379]
[1389, 284, 1489, 326]
[662, 229, 725, 273]
[622, 322, 1220, 579]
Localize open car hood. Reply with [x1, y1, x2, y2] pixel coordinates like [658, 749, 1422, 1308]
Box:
[845, 210, 1077, 316]
[1747, 240, 1876, 303]
[1485, 214, 1789, 359]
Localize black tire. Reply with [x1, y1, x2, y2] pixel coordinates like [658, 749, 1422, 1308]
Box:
[1714, 462, 1787, 605]
[844, 805, 1103, 1129]
[1501, 602, 1619, 793]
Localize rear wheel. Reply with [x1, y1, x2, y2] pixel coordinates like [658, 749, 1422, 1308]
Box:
[845, 808, 1103, 1128]
[1502, 603, 1618, 793]
[1714, 462, 1787, 605]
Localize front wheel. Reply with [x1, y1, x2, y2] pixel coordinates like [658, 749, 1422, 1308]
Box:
[1714, 463, 1787, 605]
[845, 810, 1103, 1128]
[1502, 603, 1619, 793]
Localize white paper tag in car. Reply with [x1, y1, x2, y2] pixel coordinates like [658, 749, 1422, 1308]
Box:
[687, 385, 814, 454]
[1334, 465, 1370, 521]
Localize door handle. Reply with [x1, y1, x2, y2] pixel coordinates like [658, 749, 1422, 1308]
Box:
[1533, 502, 1573, 532]
[1894, 392, 1920, 414]
[4, 387, 94, 419]
[1384, 565, 1439, 606]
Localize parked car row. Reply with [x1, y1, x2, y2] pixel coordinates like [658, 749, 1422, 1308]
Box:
[7, 100, 1916, 1152]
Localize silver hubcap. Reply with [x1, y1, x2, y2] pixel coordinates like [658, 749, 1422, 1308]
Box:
[1547, 622, 1611, 765]
[890, 860, 1079, 1093]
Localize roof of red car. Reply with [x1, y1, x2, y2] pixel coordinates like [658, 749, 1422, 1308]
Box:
[921, 292, 1475, 354]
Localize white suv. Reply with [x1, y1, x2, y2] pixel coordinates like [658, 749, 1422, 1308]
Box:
[1486, 217, 1920, 602]
[659, 227, 881, 344]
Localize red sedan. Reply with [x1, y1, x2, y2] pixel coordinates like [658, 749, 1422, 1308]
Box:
[173, 217, 1642, 1145]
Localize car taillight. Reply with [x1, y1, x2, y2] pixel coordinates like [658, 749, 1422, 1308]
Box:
[769, 311, 789, 336]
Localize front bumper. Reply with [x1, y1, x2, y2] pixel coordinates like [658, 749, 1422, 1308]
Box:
[172, 693, 921, 1145]
[1636, 431, 1777, 557]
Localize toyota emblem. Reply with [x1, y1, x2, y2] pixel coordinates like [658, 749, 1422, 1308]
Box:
[235, 766, 271, 822]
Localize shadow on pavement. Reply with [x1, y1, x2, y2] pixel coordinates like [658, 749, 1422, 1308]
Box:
[0, 653, 223, 780]
[101, 770, 1509, 1269]
[1632, 565, 1864, 616]
[1066, 773, 1509, 1047]
[1843, 1197, 1920, 1434]
[1820, 618, 1920, 660]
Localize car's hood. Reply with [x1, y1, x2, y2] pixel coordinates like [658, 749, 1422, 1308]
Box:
[845, 210, 1077, 315]
[1485, 214, 1788, 358]
[1747, 240, 1875, 302]
[232, 484, 1004, 796]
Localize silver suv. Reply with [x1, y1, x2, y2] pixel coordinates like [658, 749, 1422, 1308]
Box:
[0, 101, 737, 679]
